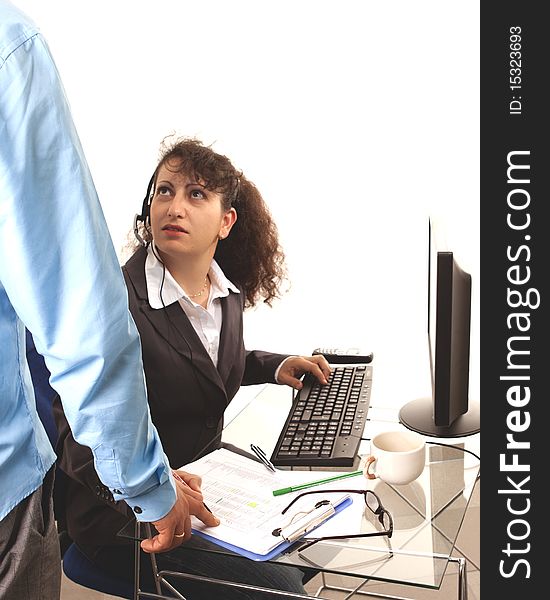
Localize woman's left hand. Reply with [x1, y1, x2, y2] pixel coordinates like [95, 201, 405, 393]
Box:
[276, 355, 332, 390]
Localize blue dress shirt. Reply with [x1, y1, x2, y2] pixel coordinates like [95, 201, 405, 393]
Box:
[0, 0, 176, 522]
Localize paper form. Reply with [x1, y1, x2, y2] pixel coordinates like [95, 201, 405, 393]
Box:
[182, 448, 352, 557]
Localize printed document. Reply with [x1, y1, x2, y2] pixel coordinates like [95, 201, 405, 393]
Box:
[182, 448, 352, 558]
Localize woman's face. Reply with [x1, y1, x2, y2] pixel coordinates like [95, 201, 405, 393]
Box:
[150, 160, 236, 263]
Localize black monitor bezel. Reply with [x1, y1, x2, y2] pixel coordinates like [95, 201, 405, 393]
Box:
[399, 218, 480, 438]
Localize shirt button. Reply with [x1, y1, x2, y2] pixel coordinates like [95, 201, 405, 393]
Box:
[113, 489, 121, 495]
[133, 506, 143, 514]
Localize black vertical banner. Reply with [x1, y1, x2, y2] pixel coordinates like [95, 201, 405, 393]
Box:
[481, 2, 545, 597]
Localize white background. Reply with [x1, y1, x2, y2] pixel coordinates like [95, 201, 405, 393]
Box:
[17, 0, 480, 412]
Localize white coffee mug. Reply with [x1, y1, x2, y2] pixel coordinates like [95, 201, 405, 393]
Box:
[364, 430, 426, 485]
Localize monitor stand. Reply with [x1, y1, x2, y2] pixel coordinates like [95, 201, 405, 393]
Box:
[399, 397, 480, 438]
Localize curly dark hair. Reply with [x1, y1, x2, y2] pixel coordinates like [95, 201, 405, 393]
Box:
[131, 137, 287, 307]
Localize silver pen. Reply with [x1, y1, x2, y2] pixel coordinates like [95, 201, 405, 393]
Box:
[250, 444, 276, 473]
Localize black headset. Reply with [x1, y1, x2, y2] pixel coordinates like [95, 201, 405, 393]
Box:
[133, 173, 156, 247]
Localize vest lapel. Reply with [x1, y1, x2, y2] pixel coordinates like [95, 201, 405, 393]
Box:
[217, 291, 245, 384]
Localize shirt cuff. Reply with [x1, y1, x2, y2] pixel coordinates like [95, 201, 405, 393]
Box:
[274, 356, 297, 384]
[119, 473, 177, 523]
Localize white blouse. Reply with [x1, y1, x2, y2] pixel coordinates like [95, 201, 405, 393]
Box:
[145, 245, 240, 366]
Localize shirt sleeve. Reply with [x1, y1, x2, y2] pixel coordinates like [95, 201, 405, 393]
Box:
[0, 29, 175, 521]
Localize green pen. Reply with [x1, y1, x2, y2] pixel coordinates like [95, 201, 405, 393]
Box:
[272, 470, 363, 496]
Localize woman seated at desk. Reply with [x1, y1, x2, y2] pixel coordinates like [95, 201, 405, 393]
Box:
[54, 137, 330, 599]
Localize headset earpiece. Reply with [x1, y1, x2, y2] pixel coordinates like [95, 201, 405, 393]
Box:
[133, 213, 147, 247]
[133, 173, 156, 247]
[141, 173, 156, 224]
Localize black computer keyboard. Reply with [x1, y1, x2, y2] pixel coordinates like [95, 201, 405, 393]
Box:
[270, 364, 373, 467]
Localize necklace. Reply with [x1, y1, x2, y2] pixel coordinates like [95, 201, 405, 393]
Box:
[187, 276, 209, 299]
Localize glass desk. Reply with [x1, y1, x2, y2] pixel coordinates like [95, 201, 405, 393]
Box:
[122, 383, 480, 600]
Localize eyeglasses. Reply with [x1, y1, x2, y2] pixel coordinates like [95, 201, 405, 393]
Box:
[279, 489, 393, 553]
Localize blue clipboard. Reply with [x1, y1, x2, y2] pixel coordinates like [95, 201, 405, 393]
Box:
[193, 494, 353, 561]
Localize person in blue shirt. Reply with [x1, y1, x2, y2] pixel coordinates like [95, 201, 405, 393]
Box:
[0, 2, 216, 598]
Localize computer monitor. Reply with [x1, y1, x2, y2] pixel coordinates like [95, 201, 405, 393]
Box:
[399, 218, 480, 438]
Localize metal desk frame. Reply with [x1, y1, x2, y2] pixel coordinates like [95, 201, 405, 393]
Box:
[129, 386, 478, 600]
[131, 527, 468, 600]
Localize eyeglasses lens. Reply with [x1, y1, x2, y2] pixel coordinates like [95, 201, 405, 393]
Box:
[365, 491, 380, 514]
[365, 492, 391, 531]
